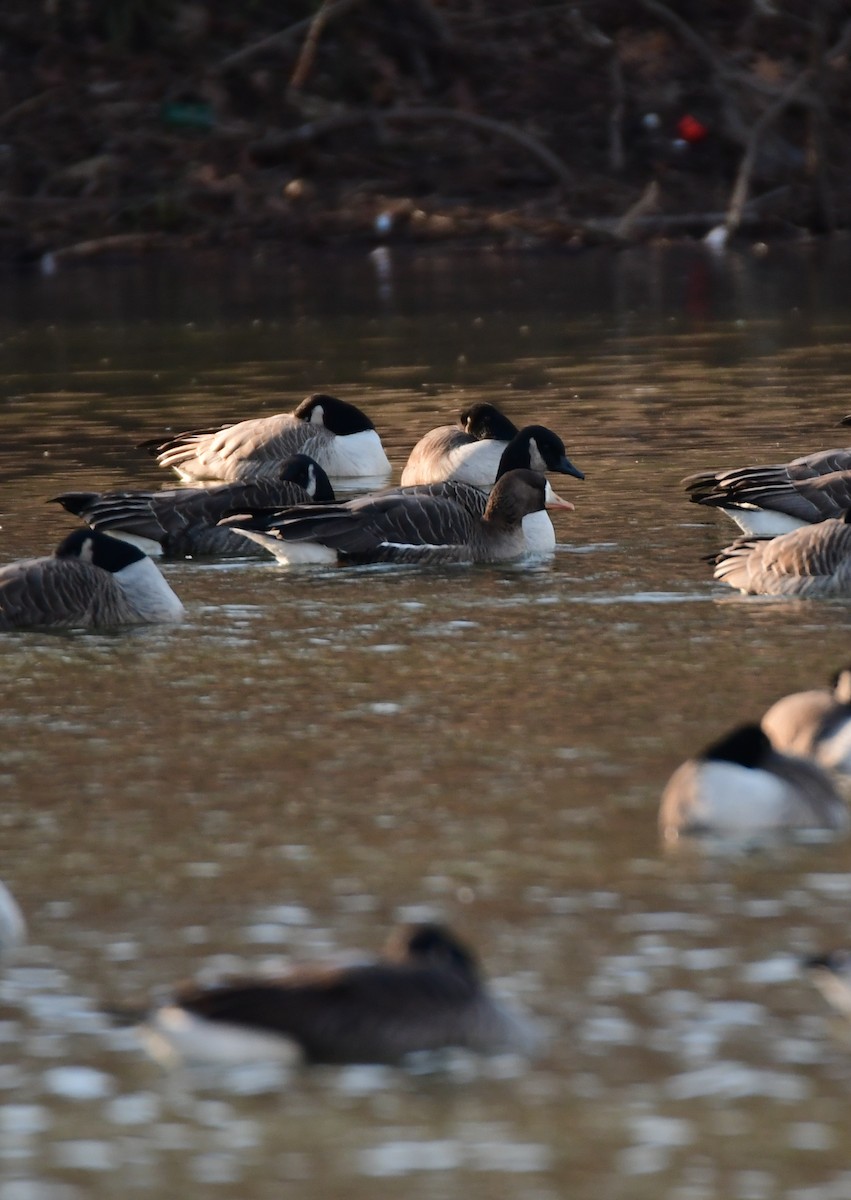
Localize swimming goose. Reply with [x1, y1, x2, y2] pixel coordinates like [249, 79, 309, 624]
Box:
[803, 950, 851, 1020]
[0, 530, 184, 630]
[140, 394, 391, 484]
[711, 515, 851, 597]
[683, 446, 851, 536]
[0, 882, 25, 962]
[402, 425, 583, 554]
[761, 667, 851, 774]
[137, 922, 539, 1067]
[659, 724, 847, 842]
[223, 468, 567, 566]
[400, 402, 520, 486]
[401, 410, 584, 492]
[51, 455, 336, 559]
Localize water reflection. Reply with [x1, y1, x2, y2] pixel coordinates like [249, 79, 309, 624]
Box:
[3, 245, 851, 1198]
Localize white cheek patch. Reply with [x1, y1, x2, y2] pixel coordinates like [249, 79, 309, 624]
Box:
[81, 538, 95, 563]
[309, 406, 325, 426]
[528, 438, 547, 472]
[306, 465, 317, 497]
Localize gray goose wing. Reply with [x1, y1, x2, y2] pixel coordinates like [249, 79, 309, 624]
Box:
[400, 427, 474, 485]
[143, 414, 327, 480]
[764, 749, 846, 829]
[688, 468, 851, 523]
[713, 520, 851, 595]
[0, 557, 119, 630]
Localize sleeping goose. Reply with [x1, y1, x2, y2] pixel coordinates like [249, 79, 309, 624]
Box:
[135, 922, 540, 1067]
[140, 394, 391, 484]
[223, 468, 568, 566]
[400, 403, 520, 486]
[711, 514, 851, 597]
[0, 530, 184, 630]
[0, 881, 25, 963]
[659, 723, 847, 843]
[51, 454, 335, 560]
[401, 411, 584, 493]
[683, 446, 851, 536]
[761, 667, 851, 774]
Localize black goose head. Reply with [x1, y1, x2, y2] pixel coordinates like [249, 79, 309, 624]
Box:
[279, 454, 336, 502]
[385, 923, 481, 980]
[459, 403, 519, 442]
[701, 723, 772, 770]
[497, 426, 585, 481]
[54, 529, 146, 572]
[293, 394, 376, 434]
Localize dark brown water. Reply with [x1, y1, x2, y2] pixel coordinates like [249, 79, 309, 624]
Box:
[3, 244, 851, 1199]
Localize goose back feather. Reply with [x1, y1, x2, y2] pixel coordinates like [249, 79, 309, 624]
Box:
[712, 517, 851, 596]
[0, 530, 184, 630]
[762, 667, 851, 772]
[141, 394, 390, 484]
[400, 403, 520, 486]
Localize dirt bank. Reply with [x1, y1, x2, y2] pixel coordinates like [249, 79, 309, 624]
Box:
[1, 1, 849, 264]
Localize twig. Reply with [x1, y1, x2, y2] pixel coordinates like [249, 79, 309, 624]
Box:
[290, 0, 362, 92]
[608, 52, 625, 173]
[725, 68, 813, 236]
[219, 0, 363, 73]
[0, 88, 60, 131]
[614, 179, 659, 240]
[250, 106, 573, 187]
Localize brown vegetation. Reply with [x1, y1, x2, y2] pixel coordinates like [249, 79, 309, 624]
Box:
[1, 1, 850, 262]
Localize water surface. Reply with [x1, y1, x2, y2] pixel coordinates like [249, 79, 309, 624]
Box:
[3, 244, 851, 1199]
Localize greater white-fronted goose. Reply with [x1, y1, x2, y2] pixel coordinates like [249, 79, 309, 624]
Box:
[683, 447, 851, 536]
[711, 515, 851, 597]
[659, 723, 847, 843]
[761, 667, 851, 774]
[0, 882, 25, 962]
[400, 402, 520, 486]
[0, 530, 184, 630]
[401, 425, 582, 554]
[51, 454, 336, 559]
[803, 950, 851, 1019]
[140, 394, 391, 484]
[401, 410, 584, 494]
[135, 923, 540, 1067]
[223, 468, 567, 566]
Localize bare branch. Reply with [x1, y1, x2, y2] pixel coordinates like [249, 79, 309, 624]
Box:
[218, 0, 363, 73]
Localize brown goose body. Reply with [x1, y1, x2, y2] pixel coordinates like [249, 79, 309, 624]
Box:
[141, 394, 390, 484]
[400, 403, 519, 487]
[762, 667, 851, 773]
[52, 455, 335, 559]
[683, 447, 851, 536]
[712, 518, 851, 597]
[140, 924, 539, 1066]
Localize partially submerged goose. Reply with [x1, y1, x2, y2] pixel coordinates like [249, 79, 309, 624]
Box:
[51, 454, 335, 559]
[683, 446, 851, 536]
[138, 922, 539, 1067]
[400, 402, 520, 486]
[401, 411, 584, 494]
[711, 515, 851, 597]
[141, 394, 391, 484]
[762, 667, 851, 774]
[223, 468, 565, 566]
[0, 530, 184, 630]
[659, 723, 847, 843]
[0, 881, 25, 963]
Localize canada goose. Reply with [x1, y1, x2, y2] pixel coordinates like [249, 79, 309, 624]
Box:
[659, 723, 847, 843]
[711, 515, 851, 597]
[51, 455, 336, 560]
[401, 411, 585, 493]
[223, 468, 568, 566]
[135, 923, 540, 1067]
[0, 882, 25, 962]
[400, 403, 520, 486]
[0, 530, 184, 630]
[761, 667, 851, 773]
[140, 394, 391, 484]
[683, 446, 851, 536]
[803, 950, 851, 1019]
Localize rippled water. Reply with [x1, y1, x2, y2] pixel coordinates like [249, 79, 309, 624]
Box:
[4, 244, 851, 1198]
